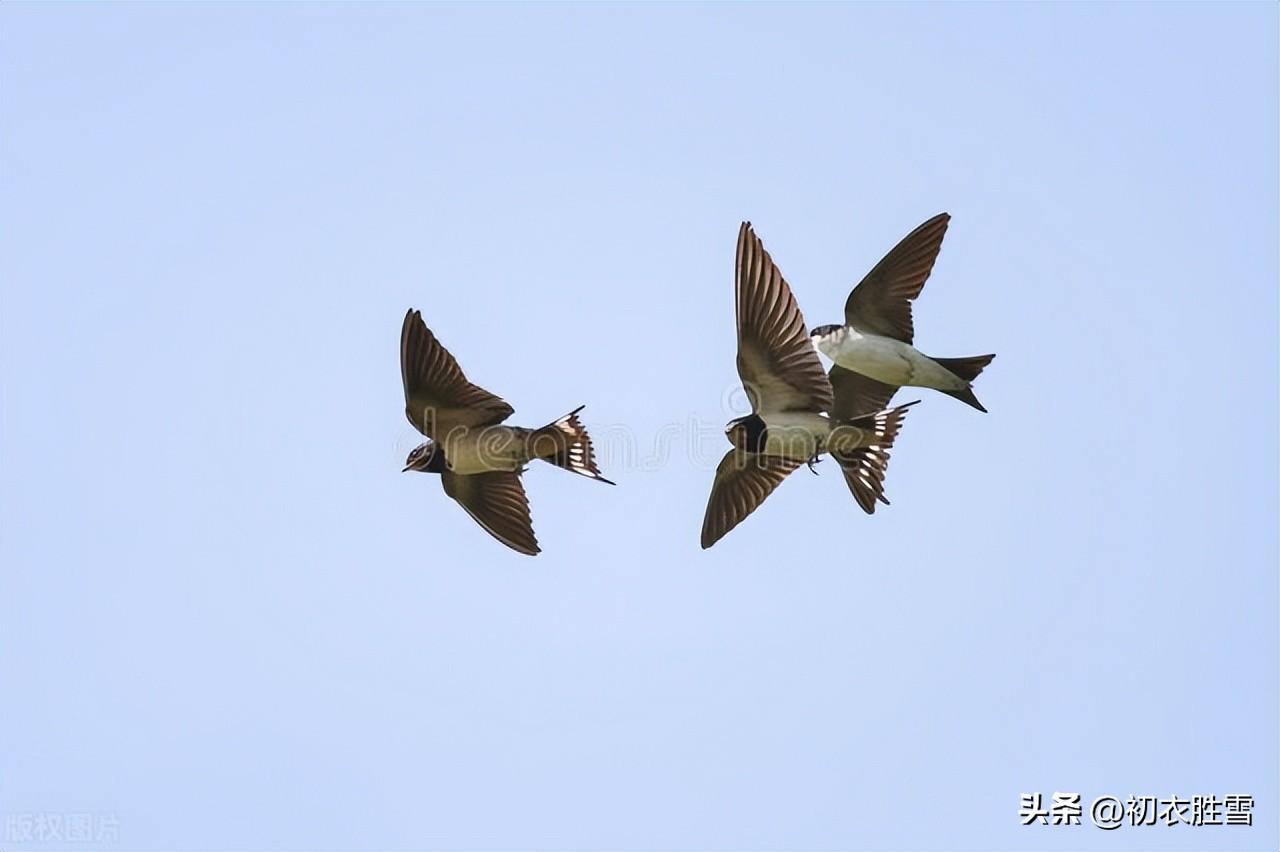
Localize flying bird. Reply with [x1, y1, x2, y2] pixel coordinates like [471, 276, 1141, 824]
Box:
[400, 309, 612, 555]
[701, 223, 918, 549]
[809, 213, 995, 412]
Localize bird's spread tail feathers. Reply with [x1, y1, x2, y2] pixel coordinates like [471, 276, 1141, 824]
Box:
[831, 400, 918, 514]
[531, 406, 615, 484]
[931, 353, 995, 382]
[931, 354, 995, 413]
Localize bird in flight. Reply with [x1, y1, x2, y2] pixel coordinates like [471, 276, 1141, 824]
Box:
[400, 309, 612, 555]
[809, 213, 995, 412]
[701, 223, 918, 549]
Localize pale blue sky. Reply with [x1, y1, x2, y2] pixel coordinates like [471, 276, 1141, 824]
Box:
[2, 3, 1276, 851]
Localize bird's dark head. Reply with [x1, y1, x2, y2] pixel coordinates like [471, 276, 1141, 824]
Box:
[725, 414, 767, 453]
[809, 323, 841, 342]
[403, 441, 444, 473]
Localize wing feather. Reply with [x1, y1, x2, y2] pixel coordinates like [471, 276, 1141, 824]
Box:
[843, 213, 950, 343]
[735, 223, 832, 414]
[441, 470, 539, 556]
[700, 450, 802, 548]
[401, 309, 514, 440]
[828, 365, 899, 422]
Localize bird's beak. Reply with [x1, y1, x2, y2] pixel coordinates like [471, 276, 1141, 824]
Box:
[402, 465, 411, 472]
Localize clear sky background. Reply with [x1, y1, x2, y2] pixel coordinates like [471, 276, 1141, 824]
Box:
[2, 4, 1276, 851]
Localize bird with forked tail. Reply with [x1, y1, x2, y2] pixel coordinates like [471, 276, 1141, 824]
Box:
[809, 212, 995, 414]
[700, 222, 919, 550]
[400, 309, 612, 556]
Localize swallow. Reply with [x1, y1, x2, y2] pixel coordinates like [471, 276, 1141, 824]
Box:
[400, 309, 612, 556]
[700, 223, 918, 549]
[809, 213, 995, 412]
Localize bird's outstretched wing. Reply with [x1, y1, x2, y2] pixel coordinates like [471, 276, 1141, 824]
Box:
[735, 223, 832, 414]
[441, 470, 539, 556]
[828, 364, 898, 422]
[701, 450, 802, 549]
[843, 213, 950, 344]
[401, 309, 514, 440]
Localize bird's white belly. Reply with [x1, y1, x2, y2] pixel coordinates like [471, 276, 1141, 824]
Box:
[761, 411, 829, 459]
[820, 330, 965, 391]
